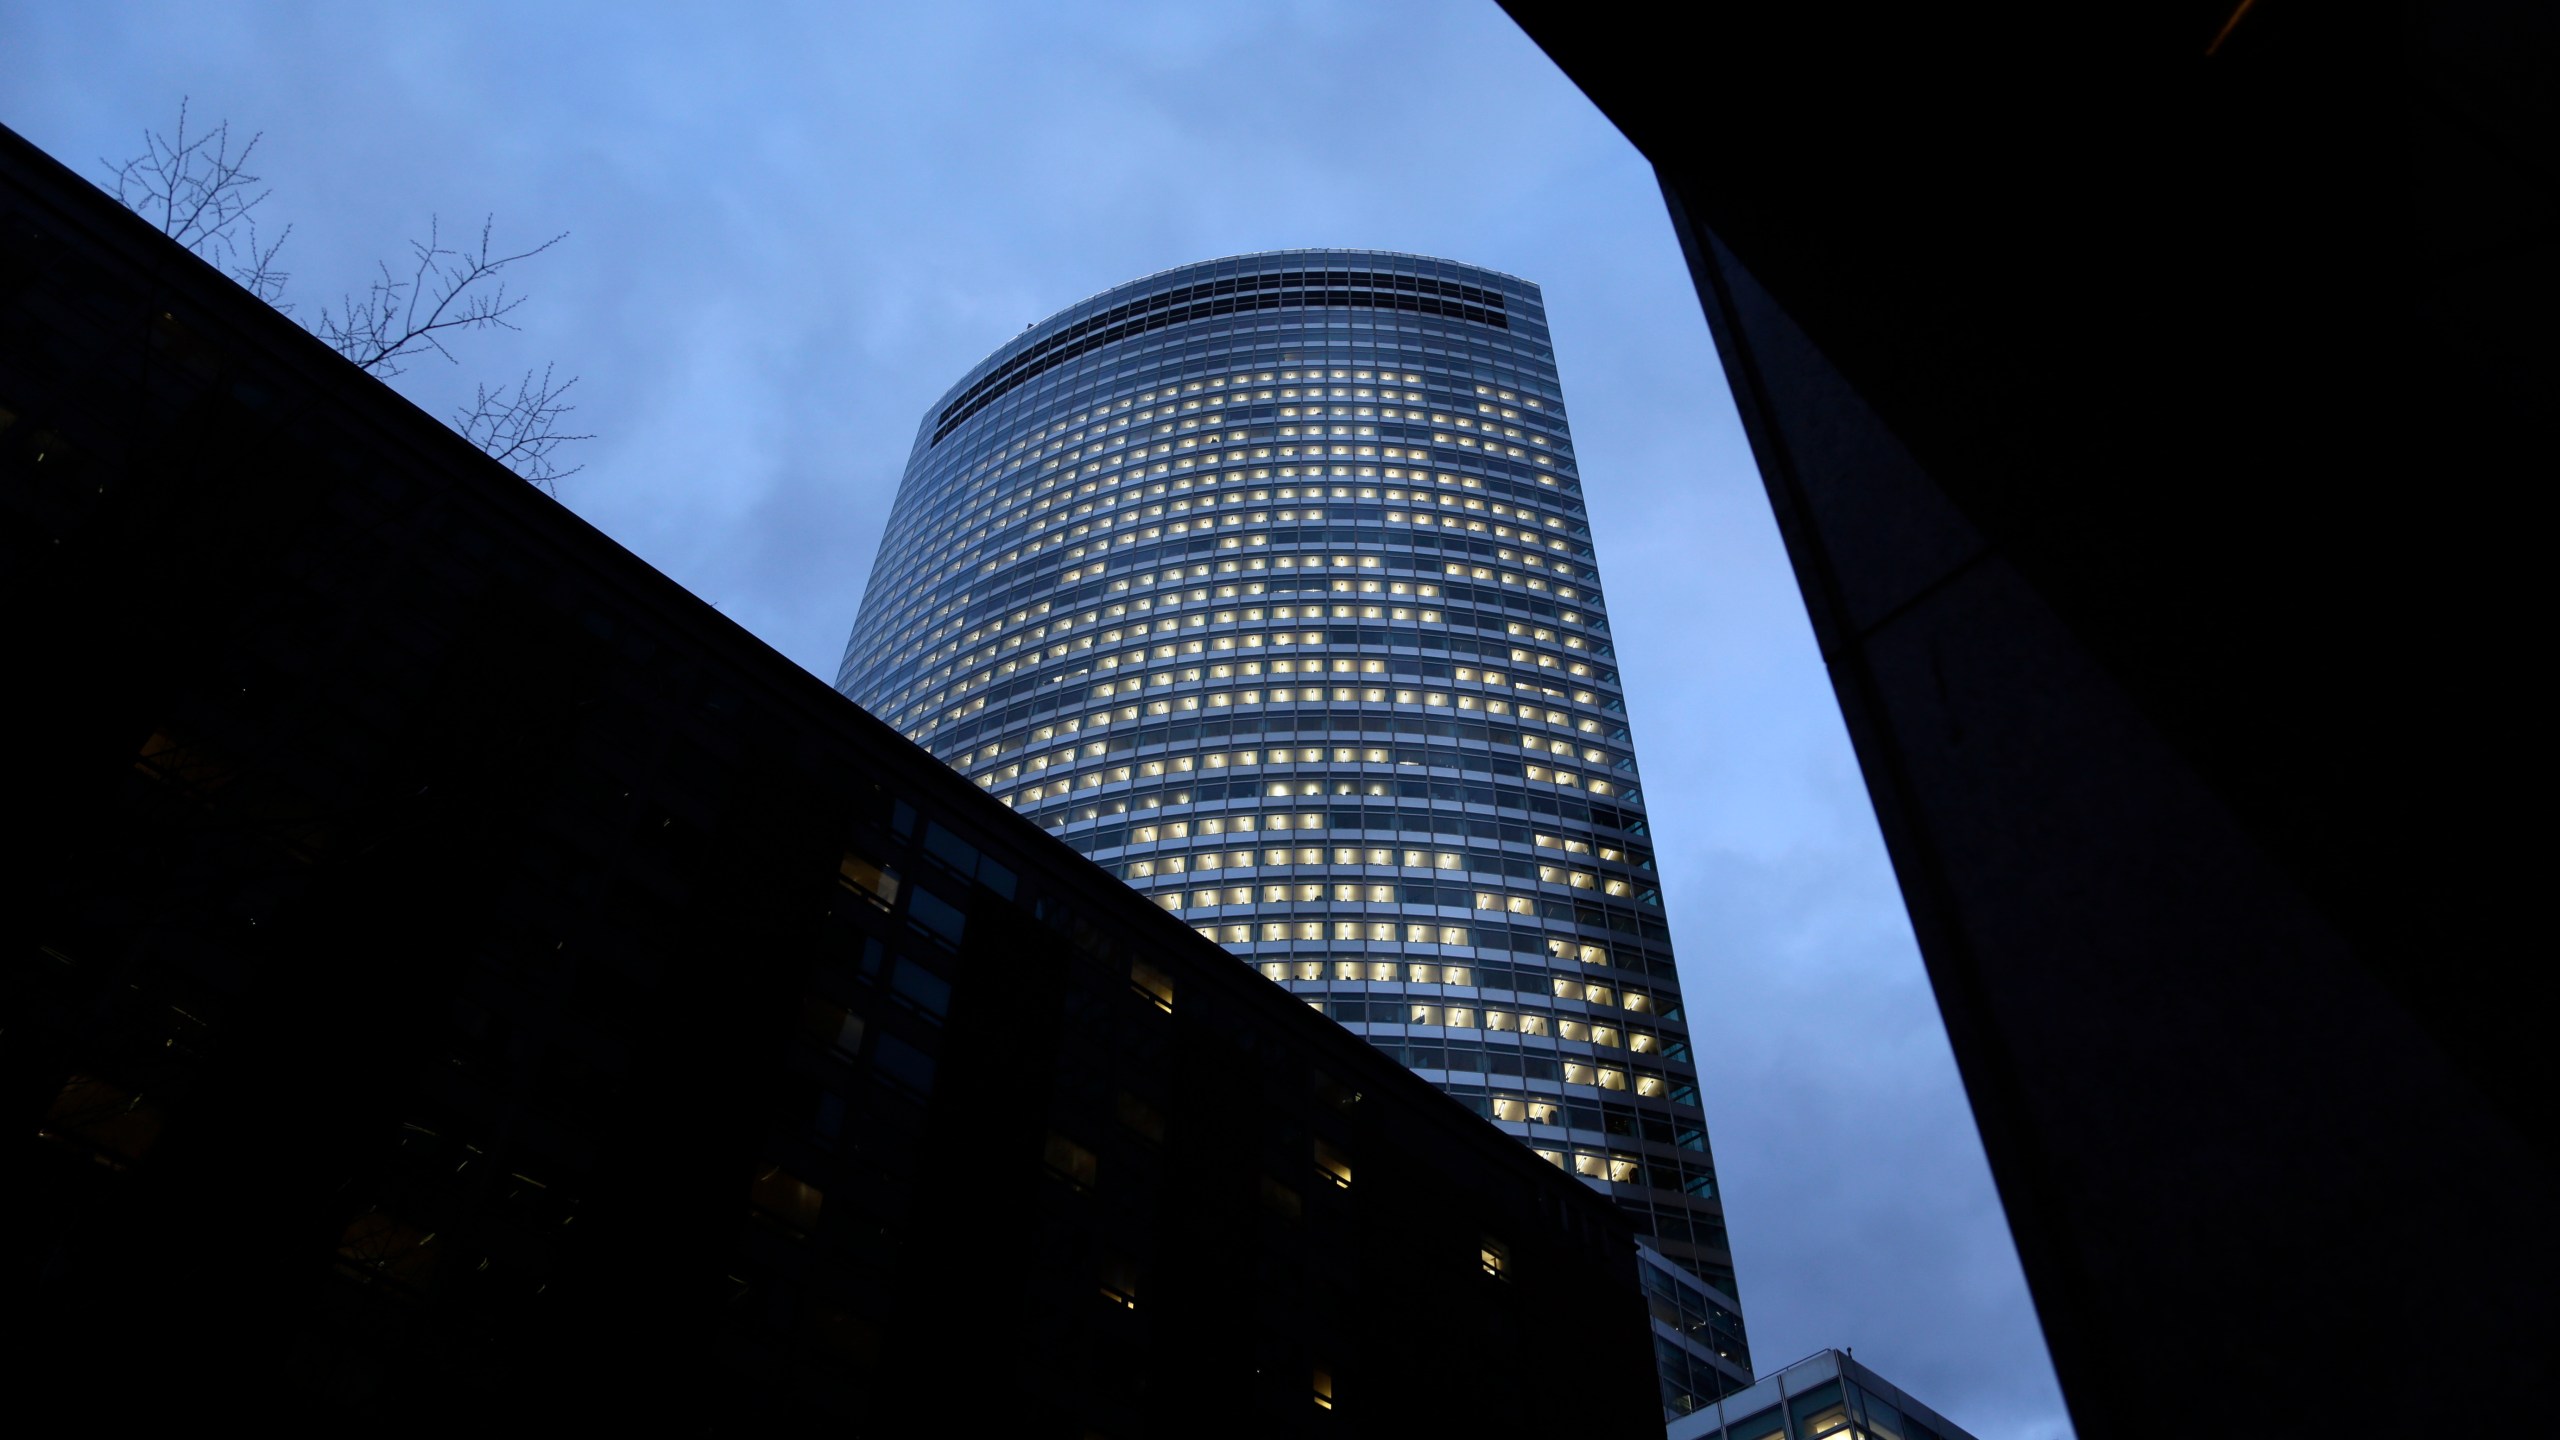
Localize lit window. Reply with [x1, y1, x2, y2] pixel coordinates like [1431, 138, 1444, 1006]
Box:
[839, 853, 900, 910]
[1099, 1255, 1140, 1311]
[1130, 961, 1175, 1012]
[1314, 1138, 1353, 1189]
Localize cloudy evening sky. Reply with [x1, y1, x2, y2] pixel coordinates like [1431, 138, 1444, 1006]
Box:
[4, 4, 2070, 1434]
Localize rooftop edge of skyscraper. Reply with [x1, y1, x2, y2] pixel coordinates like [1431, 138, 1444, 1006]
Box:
[922, 248, 1549, 429]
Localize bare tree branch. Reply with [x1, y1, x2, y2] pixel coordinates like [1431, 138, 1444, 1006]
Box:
[312, 217, 568, 378]
[456, 364, 591, 493]
[230, 218, 294, 312]
[102, 97, 272, 261]
[106, 101, 592, 488]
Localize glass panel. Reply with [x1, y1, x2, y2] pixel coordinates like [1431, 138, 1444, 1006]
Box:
[1726, 1405, 1785, 1440]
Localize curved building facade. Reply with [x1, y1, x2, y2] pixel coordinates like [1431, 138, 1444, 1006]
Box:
[839, 251, 1749, 1411]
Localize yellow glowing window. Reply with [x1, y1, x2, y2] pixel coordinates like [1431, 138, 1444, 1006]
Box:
[1129, 961, 1175, 1013]
[838, 853, 900, 911]
[1313, 1139, 1353, 1189]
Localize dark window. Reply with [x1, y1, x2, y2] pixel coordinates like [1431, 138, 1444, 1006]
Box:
[1117, 1090, 1166, 1142]
[908, 886, 967, 945]
[889, 960, 952, 1020]
[749, 1164, 824, 1236]
[1044, 1132, 1098, 1192]
[871, 1032, 936, 1097]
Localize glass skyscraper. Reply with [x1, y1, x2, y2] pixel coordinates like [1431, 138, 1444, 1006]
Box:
[838, 250, 1750, 1413]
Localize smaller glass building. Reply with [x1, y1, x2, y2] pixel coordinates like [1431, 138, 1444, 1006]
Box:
[1666, 1349, 1977, 1440]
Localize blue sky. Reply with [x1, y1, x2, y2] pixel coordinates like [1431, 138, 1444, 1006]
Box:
[3, 4, 2070, 1433]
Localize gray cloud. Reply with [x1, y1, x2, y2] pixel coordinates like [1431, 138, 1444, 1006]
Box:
[3, 4, 2069, 1433]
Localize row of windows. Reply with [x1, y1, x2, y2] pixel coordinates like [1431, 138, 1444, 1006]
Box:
[928, 620, 1606, 691]
[1175, 900, 1673, 959]
[920, 318, 1567, 464]
[925, 619, 1607, 708]
[950, 467, 1578, 558]
[884, 439, 1578, 605]
[1153, 873, 1652, 916]
[904, 614, 1614, 732]
[1080, 814, 1658, 881]
[957, 706, 1619, 770]
[1064, 802, 1659, 870]
[936, 415, 1571, 540]
[934, 563, 1598, 644]
[961, 494, 1580, 589]
[994, 739, 1630, 806]
[1011, 772, 1635, 834]
[931, 325, 1546, 453]
[911, 432, 1579, 543]
[1241, 957, 1667, 1009]
[964, 502, 1572, 575]
[1296, 993, 1669, 1055]
[939, 346, 1561, 466]
[931, 271, 1528, 441]
[948, 375, 1561, 468]
[980, 715, 1613, 775]
[870, 458, 1587, 645]
[1304, 1025, 1679, 1104]
[919, 575, 1598, 676]
[944, 689, 1626, 758]
[937, 598, 1600, 679]
[892, 532, 1596, 692]
[867, 449, 1587, 659]
[889, 572, 1605, 702]
[1126, 833, 1642, 878]
[919, 677, 1627, 780]
[862, 524, 1602, 704]
[892, 590, 1610, 724]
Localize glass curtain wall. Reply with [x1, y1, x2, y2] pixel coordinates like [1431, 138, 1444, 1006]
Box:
[840, 250, 1749, 1412]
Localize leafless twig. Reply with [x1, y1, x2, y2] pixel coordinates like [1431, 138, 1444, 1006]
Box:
[107, 101, 591, 487]
[456, 364, 591, 493]
[102, 97, 292, 306]
[312, 217, 567, 378]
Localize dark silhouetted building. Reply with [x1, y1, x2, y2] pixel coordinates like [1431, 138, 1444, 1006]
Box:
[836, 251, 1750, 1413]
[1498, 3, 2555, 1434]
[0, 123, 1662, 1437]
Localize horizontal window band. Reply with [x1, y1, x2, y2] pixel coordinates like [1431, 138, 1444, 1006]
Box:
[933, 278, 1512, 447]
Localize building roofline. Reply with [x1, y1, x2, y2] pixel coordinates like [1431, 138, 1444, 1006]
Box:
[926, 248, 1545, 420]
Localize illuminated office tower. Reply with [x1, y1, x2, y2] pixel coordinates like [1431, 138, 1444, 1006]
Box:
[839, 251, 1750, 1413]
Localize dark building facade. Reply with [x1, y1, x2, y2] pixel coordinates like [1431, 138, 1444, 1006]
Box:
[0, 124, 1661, 1436]
[835, 251, 1749, 1412]
[1665, 1349, 1974, 1440]
[1498, 3, 2556, 1434]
